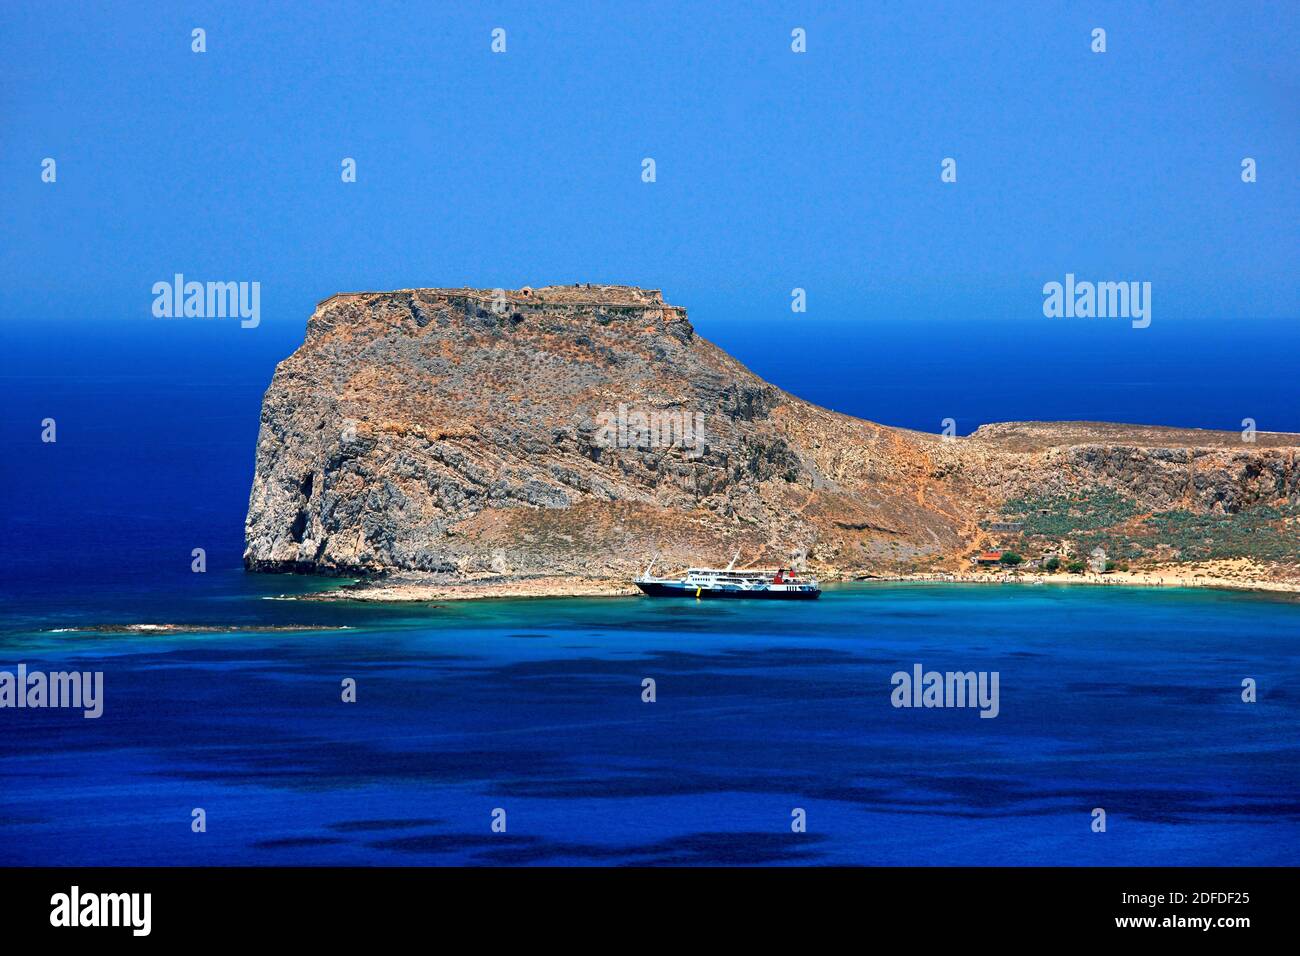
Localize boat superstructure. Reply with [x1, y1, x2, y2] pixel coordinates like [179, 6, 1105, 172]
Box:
[633, 552, 821, 600]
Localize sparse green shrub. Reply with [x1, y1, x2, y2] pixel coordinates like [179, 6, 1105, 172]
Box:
[998, 491, 1298, 567]
[1146, 505, 1300, 562]
[999, 487, 1139, 536]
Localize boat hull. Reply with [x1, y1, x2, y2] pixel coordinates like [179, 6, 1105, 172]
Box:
[635, 581, 820, 600]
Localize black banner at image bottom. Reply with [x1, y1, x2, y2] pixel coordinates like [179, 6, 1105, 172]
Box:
[0, 866, 1280, 941]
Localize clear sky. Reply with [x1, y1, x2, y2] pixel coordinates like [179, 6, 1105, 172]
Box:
[1, 1, 1297, 430]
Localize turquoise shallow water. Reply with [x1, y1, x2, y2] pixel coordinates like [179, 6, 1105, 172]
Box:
[1, 579, 1298, 866]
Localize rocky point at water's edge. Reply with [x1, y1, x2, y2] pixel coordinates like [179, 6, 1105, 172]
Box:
[243, 285, 1300, 597]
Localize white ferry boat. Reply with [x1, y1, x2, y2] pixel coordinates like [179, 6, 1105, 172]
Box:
[634, 553, 820, 600]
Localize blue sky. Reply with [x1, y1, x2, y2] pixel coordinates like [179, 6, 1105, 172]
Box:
[1, 0, 1297, 430]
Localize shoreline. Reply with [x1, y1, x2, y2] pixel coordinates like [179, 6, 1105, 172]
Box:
[866, 569, 1300, 596]
[292, 575, 641, 603]
[287, 562, 1300, 603]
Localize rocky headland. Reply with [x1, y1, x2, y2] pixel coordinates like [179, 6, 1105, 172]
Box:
[244, 285, 1300, 598]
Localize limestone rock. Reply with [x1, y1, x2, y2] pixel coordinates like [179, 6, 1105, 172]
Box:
[244, 286, 1300, 580]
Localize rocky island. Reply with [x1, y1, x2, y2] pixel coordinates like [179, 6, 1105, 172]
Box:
[244, 285, 1300, 599]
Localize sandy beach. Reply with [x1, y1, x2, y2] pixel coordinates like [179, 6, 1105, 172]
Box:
[877, 559, 1300, 596]
[295, 575, 641, 603]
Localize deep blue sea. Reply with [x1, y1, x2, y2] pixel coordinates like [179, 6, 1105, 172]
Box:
[2, 577, 1300, 866]
[2, 316, 1299, 865]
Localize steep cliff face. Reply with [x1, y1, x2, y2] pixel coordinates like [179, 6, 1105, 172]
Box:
[244, 286, 1300, 579]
